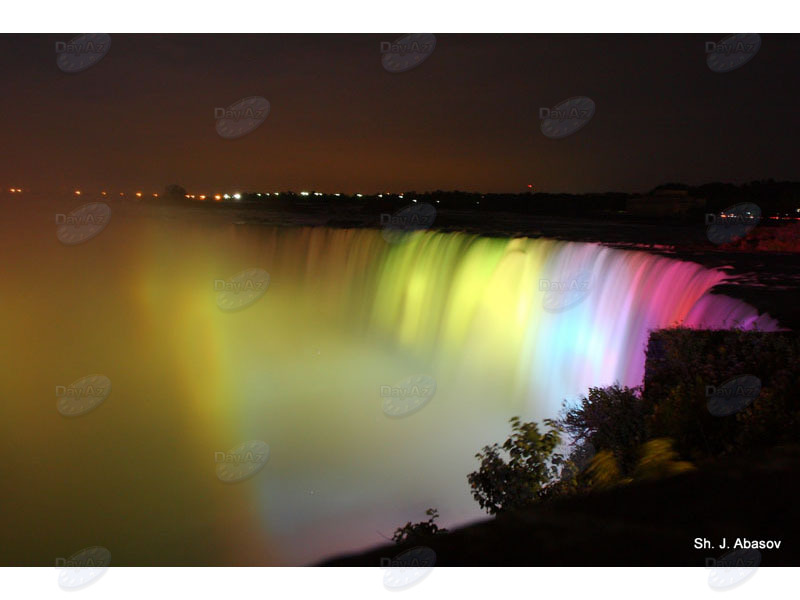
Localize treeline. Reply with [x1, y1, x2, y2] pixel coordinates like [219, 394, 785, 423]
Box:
[155, 180, 800, 218]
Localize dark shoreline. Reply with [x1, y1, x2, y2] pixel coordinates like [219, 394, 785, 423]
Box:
[319, 444, 800, 567]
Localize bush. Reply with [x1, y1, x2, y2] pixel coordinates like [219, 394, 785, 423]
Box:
[467, 417, 565, 515]
[391, 508, 447, 544]
[584, 438, 694, 491]
[560, 384, 648, 477]
[643, 329, 800, 461]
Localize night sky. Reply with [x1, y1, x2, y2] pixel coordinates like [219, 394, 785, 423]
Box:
[1, 33, 797, 195]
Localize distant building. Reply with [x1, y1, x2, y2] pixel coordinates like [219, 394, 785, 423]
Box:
[626, 188, 706, 217]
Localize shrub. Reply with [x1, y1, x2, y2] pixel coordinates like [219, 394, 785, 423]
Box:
[391, 508, 447, 544]
[467, 417, 565, 515]
[560, 384, 648, 476]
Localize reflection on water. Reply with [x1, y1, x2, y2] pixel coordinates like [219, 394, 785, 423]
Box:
[0, 198, 777, 565]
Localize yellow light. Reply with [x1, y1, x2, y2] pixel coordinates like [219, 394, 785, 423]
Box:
[74, 190, 81, 195]
[135, 192, 143, 198]
[199, 195, 206, 200]
[214, 194, 222, 201]
[101, 191, 107, 196]
[153, 193, 159, 197]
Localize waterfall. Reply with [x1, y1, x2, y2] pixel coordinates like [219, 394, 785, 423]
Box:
[0, 206, 778, 565]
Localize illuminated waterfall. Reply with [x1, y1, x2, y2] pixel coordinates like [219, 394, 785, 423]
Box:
[0, 207, 778, 566]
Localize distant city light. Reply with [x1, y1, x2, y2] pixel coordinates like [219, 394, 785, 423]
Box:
[101, 191, 107, 196]
[399, 195, 404, 199]
[233, 193, 241, 200]
[135, 191, 142, 198]
[256, 193, 262, 197]
[223, 194, 230, 199]
[356, 193, 363, 197]
[412, 199, 417, 203]
[334, 193, 340, 197]
[199, 195, 206, 200]
[300, 191, 309, 196]
[214, 194, 222, 201]
[74, 190, 81, 195]
[153, 193, 159, 197]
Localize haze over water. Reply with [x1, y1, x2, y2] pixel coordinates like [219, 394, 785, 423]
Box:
[0, 195, 777, 565]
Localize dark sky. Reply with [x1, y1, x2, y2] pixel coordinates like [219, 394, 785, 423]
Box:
[1, 34, 797, 195]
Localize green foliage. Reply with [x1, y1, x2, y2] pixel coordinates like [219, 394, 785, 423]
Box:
[633, 439, 695, 481]
[584, 449, 622, 491]
[561, 384, 648, 476]
[644, 329, 800, 461]
[391, 508, 448, 544]
[584, 438, 694, 491]
[467, 417, 565, 515]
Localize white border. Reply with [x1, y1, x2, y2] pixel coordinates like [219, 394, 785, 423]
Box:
[3, 566, 798, 598]
[1, 0, 797, 33]
[2, 4, 797, 597]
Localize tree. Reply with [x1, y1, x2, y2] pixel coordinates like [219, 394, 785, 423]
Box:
[560, 384, 648, 477]
[163, 184, 188, 203]
[467, 417, 565, 515]
[391, 508, 447, 544]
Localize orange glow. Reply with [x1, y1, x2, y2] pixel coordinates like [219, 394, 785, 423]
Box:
[101, 191, 107, 196]
[135, 192, 143, 198]
[199, 195, 206, 200]
[74, 190, 81, 195]
[153, 193, 159, 198]
[214, 194, 222, 201]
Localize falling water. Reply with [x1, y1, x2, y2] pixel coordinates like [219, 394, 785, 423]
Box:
[0, 200, 777, 566]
